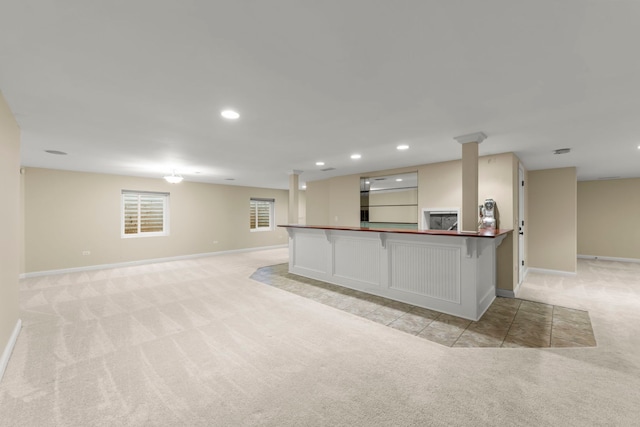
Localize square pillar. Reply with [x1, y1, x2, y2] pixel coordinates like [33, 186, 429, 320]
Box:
[454, 132, 487, 233]
[289, 170, 302, 224]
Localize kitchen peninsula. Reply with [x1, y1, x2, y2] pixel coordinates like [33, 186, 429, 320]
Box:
[279, 225, 512, 321]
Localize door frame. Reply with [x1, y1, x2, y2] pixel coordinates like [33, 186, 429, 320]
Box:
[518, 163, 526, 285]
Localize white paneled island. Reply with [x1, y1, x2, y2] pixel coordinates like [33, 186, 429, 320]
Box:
[280, 225, 511, 321]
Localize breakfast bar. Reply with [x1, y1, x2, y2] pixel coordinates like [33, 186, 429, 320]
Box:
[279, 225, 511, 321]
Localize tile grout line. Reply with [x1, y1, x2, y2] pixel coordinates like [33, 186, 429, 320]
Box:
[500, 301, 521, 348]
[549, 305, 556, 346]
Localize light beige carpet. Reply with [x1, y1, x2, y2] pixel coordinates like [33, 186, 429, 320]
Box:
[1, 249, 639, 426]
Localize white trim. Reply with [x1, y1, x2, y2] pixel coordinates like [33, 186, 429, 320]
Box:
[577, 254, 640, 264]
[527, 267, 577, 277]
[19, 244, 288, 279]
[496, 279, 522, 299]
[496, 289, 515, 298]
[0, 319, 21, 383]
[121, 191, 170, 238]
[250, 199, 275, 232]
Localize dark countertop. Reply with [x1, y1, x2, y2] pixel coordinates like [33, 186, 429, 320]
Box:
[278, 224, 512, 238]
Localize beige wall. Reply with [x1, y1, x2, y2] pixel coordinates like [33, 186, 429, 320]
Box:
[577, 178, 640, 259]
[369, 188, 418, 206]
[329, 175, 360, 226]
[369, 206, 418, 223]
[418, 160, 461, 212]
[480, 153, 520, 291]
[369, 188, 418, 223]
[305, 179, 330, 225]
[528, 167, 577, 273]
[305, 175, 360, 226]
[0, 92, 21, 364]
[298, 190, 307, 225]
[23, 168, 290, 273]
[305, 153, 520, 290]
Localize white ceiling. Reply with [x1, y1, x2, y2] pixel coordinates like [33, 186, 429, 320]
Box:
[1, 1, 639, 190]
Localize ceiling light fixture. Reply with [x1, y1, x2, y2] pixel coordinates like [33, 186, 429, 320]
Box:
[396, 144, 409, 150]
[315, 161, 325, 166]
[164, 170, 183, 184]
[350, 154, 361, 160]
[221, 110, 240, 120]
[396, 178, 403, 182]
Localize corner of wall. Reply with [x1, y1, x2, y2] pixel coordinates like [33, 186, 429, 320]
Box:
[0, 91, 21, 380]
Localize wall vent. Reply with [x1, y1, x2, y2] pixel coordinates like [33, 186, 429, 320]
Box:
[553, 148, 571, 155]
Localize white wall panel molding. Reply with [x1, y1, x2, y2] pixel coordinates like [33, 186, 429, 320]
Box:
[332, 234, 381, 287]
[285, 227, 509, 321]
[292, 230, 328, 274]
[388, 242, 461, 303]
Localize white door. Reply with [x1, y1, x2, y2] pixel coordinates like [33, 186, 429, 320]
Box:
[518, 164, 525, 284]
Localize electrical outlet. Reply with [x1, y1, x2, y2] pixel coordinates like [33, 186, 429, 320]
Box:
[82, 250, 91, 256]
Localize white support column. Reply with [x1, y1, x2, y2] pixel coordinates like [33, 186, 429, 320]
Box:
[289, 170, 303, 224]
[454, 132, 487, 233]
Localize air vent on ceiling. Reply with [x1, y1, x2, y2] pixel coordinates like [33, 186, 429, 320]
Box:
[374, 177, 387, 181]
[553, 148, 571, 155]
[321, 167, 336, 172]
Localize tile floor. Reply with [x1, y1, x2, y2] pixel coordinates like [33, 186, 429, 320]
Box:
[251, 263, 597, 348]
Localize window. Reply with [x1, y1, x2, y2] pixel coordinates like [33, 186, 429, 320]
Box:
[122, 191, 169, 238]
[250, 198, 274, 231]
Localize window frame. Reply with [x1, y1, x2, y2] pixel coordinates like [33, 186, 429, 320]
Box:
[121, 190, 170, 238]
[250, 198, 275, 232]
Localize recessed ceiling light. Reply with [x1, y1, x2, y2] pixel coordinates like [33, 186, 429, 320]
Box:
[396, 178, 403, 182]
[45, 150, 67, 155]
[397, 144, 409, 150]
[350, 154, 361, 160]
[365, 181, 370, 184]
[221, 110, 240, 120]
[637, 145, 640, 149]
[302, 185, 307, 189]
[315, 161, 325, 166]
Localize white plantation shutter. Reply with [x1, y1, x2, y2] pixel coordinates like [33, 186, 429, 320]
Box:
[122, 191, 169, 237]
[250, 198, 274, 231]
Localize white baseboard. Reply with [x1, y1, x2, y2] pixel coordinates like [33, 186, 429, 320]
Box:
[496, 289, 515, 298]
[578, 254, 640, 263]
[19, 244, 288, 279]
[0, 319, 21, 383]
[527, 267, 577, 277]
[496, 279, 522, 299]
